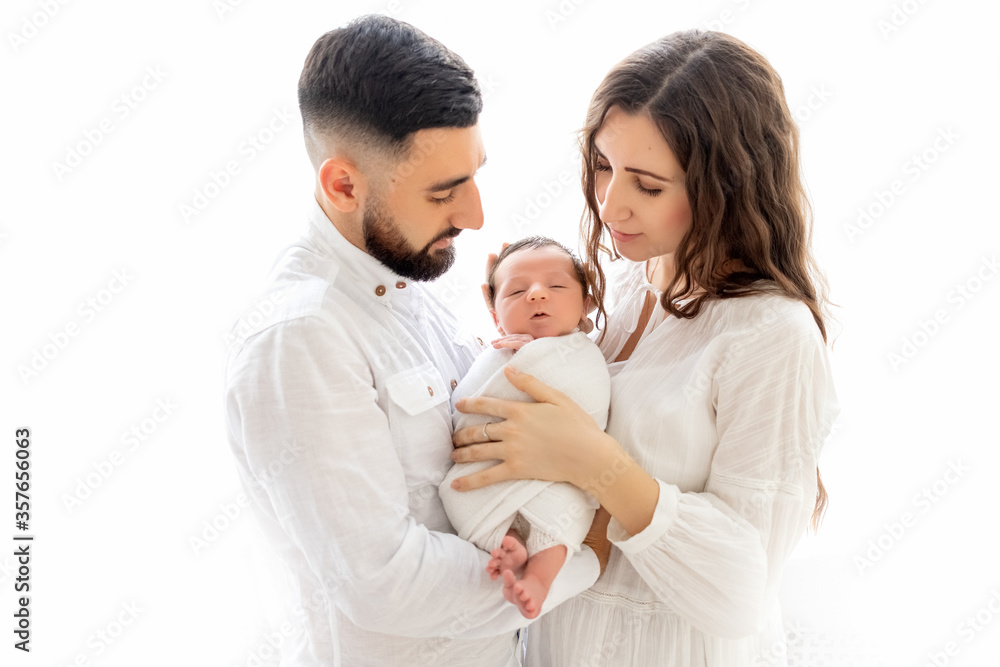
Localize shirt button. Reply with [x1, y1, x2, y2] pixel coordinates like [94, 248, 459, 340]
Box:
[395, 281, 407, 289]
[375, 285, 386, 296]
[426, 386, 434, 397]
[450, 379, 458, 390]
[476, 337, 484, 345]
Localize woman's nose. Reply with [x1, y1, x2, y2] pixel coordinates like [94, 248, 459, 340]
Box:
[598, 175, 630, 224]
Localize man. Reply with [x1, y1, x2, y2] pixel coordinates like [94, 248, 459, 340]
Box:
[224, 15, 599, 666]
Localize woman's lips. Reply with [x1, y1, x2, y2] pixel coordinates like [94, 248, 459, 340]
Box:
[608, 228, 641, 243]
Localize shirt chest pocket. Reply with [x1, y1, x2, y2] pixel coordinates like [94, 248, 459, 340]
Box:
[385, 362, 450, 415]
[384, 362, 453, 490]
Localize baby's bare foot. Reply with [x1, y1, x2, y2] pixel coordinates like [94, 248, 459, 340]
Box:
[487, 534, 528, 580]
[502, 570, 549, 619]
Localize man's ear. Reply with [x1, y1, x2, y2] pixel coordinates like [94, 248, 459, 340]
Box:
[318, 157, 366, 213]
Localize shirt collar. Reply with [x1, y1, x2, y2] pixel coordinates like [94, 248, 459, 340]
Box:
[306, 197, 415, 307]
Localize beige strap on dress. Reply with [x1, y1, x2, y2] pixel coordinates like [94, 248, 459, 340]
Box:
[613, 290, 657, 363]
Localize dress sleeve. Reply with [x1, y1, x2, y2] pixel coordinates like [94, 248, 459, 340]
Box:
[226, 315, 599, 639]
[605, 305, 838, 639]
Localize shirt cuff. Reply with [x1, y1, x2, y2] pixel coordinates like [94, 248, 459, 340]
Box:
[539, 544, 600, 616]
[607, 478, 678, 554]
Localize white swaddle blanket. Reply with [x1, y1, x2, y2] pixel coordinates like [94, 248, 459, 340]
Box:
[439, 332, 610, 555]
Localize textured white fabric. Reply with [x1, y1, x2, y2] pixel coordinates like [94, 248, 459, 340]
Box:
[224, 198, 599, 667]
[439, 333, 608, 555]
[525, 260, 840, 667]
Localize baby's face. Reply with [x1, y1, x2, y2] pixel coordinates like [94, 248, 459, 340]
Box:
[491, 246, 588, 339]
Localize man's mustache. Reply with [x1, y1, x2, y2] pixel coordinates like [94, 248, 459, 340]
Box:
[424, 227, 462, 250]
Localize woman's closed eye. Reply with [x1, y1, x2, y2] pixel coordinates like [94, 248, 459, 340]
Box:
[595, 160, 662, 197]
[635, 179, 662, 196]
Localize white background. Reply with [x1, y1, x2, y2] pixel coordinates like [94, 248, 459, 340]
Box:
[2, 0, 998, 665]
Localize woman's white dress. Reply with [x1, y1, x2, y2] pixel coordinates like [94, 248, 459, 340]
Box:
[525, 261, 839, 666]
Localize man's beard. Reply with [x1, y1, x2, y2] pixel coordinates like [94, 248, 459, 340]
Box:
[362, 199, 459, 282]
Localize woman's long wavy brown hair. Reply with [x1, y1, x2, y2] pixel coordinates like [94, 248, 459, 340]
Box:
[580, 30, 830, 530]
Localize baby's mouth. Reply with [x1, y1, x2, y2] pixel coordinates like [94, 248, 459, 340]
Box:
[531, 312, 549, 319]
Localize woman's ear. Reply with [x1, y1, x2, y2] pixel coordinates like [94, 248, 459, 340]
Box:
[318, 157, 366, 213]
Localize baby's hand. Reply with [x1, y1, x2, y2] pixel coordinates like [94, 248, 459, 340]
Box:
[491, 334, 534, 351]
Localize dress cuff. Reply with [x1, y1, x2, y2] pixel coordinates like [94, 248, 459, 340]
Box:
[607, 478, 678, 554]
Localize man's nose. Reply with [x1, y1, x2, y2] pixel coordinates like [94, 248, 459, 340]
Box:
[451, 180, 484, 230]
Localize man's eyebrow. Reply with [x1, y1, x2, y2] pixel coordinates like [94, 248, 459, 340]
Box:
[425, 154, 487, 193]
[595, 148, 670, 181]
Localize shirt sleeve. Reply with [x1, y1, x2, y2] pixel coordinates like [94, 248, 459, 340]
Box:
[605, 306, 838, 639]
[226, 315, 599, 639]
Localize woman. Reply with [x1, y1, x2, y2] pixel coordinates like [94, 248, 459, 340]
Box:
[450, 30, 839, 665]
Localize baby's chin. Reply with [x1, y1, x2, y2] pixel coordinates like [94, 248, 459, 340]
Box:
[512, 322, 580, 339]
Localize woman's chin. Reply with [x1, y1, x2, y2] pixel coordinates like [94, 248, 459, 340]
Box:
[616, 248, 653, 264]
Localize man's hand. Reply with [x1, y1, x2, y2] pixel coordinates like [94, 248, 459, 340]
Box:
[480, 242, 511, 311]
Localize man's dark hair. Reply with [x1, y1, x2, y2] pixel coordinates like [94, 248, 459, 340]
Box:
[298, 15, 482, 167]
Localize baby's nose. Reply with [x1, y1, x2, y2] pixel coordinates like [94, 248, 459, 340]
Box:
[527, 284, 547, 300]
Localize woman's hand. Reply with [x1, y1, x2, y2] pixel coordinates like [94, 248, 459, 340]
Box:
[451, 367, 662, 536]
[450, 366, 614, 492]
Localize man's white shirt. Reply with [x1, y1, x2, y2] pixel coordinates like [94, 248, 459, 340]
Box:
[224, 199, 599, 666]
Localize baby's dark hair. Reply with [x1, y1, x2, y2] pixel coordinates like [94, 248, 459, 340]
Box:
[486, 236, 592, 308]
